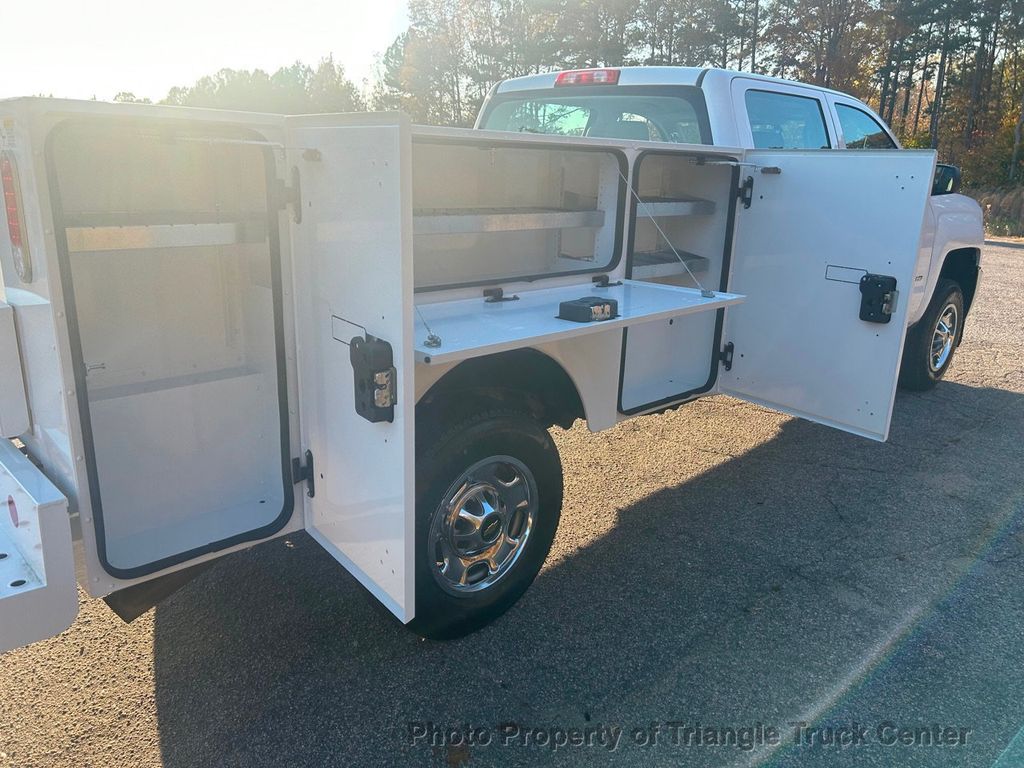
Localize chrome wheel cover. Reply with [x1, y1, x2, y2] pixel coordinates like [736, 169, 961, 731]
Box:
[930, 302, 959, 373]
[429, 456, 538, 596]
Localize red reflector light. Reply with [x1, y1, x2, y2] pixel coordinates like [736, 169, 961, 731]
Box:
[555, 69, 620, 86]
[1, 150, 31, 281]
[1, 153, 22, 249]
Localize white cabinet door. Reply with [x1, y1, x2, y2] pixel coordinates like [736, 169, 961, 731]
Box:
[720, 149, 935, 441]
[287, 115, 416, 622]
[0, 439, 77, 653]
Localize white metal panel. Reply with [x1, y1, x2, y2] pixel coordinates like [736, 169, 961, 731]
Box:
[0, 302, 29, 438]
[287, 115, 416, 622]
[721, 149, 935, 441]
[0, 438, 77, 652]
[414, 280, 744, 366]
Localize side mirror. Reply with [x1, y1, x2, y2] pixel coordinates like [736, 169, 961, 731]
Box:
[932, 163, 961, 196]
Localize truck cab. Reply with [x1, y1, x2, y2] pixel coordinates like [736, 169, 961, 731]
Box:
[476, 66, 985, 389]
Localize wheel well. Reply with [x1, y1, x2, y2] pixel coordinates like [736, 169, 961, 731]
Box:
[940, 247, 980, 313]
[418, 349, 585, 430]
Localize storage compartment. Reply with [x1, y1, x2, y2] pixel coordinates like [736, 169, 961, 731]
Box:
[409, 142, 745, 377]
[627, 154, 731, 285]
[0, 439, 77, 653]
[49, 121, 292, 575]
[412, 137, 625, 290]
[620, 152, 738, 412]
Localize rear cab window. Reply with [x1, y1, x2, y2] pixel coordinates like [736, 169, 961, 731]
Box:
[479, 87, 712, 145]
[835, 103, 897, 149]
[743, 89, 831, 149]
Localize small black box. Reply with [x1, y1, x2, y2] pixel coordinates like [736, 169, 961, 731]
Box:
[558, 296, 619, 323]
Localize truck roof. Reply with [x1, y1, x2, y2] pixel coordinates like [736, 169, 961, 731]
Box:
[494, 66, 849, 99]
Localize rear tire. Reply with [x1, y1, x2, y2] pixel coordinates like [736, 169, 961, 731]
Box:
[408, 406, 562, 640]
[899, 278, 964, 391]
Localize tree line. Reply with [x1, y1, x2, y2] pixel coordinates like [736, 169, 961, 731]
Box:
[124, 0, 1024, 188]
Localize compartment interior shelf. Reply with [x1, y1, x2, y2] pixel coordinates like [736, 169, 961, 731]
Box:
[65, 221, 268, 253]
[631, 249, 709, 279]
[414, 279, 745, 365]
[413, 207, 605, 236]
[637, 195, 716, 217]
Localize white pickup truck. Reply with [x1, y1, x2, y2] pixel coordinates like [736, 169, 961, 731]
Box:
[0, 86, 978, 649]
[477, 66, 985, 389]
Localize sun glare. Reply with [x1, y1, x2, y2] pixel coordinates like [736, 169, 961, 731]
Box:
[0, 0, 408, 101]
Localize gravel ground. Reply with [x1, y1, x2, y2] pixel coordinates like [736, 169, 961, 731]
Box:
[1, 244, 1022, 768]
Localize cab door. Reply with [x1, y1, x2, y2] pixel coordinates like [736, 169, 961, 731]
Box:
[719, 149, 935, 441]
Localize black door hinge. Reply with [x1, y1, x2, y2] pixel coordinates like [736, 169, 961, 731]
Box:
[737, 176, 754, 209]
[273, 166, 303, 223]
[292, 449, 315, 498]
[719, 342, 735, 370]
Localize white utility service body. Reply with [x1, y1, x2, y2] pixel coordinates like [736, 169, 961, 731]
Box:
[0, 98, 934, 648]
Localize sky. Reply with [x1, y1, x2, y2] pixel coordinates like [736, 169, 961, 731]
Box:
[0, 0, 409, 102]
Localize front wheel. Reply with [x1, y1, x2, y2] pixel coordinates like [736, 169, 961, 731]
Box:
[408, 407, 562, 640]
[899, 278, 964, 391]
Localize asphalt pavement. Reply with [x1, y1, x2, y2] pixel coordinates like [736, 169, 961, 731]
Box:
[0, 244, 1022, 768]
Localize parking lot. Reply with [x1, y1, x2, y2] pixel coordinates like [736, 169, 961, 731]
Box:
[1, 242, 1022, 768]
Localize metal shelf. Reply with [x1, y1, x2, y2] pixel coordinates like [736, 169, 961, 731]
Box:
[413, 279, 744, 365]
[631, 249, 709, 279]
[413, 207, 605, 236]
[637, 196, 716, 217]
[65, 221, 268, 253]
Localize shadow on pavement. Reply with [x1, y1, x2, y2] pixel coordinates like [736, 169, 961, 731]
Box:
[152, 381, 1024, 767]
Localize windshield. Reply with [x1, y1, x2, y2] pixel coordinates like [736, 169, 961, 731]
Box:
[480, 87, 711, 145]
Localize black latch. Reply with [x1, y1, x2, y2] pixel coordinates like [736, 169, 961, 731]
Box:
[350, 336, 397, 423]
[592, 274, 622, 288]
[292, 449, 315, 498]
[738, 176, 754, 209]
[484, 287, 519, 303]
[272, 166, 303, 223]
[859, 274, 898, 323]
[719, 342, 735, 371]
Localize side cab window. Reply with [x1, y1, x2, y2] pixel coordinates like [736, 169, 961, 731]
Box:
[834, 103, 897, 149]
[731, 79, 835, 150]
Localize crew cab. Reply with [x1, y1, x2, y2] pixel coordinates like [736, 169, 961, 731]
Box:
[477, 67, 985, 389]
[0, 94, 951, 649]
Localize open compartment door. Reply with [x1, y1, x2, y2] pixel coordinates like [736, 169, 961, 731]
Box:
[720, 150, 935, 441]
[287, 115, 415, 621]
[47, 116, 298, 582]
[0, 440, 77, 652]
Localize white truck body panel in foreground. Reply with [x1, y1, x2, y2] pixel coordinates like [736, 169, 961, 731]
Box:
[0, 97, 933, 649]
